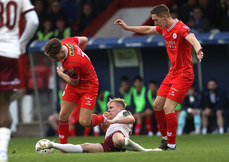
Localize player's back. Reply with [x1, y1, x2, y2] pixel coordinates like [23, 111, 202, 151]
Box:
[61, 37, 99, 91]
[0, 0, 34, 58]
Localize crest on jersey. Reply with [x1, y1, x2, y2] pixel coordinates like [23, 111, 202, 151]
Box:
[66, 44, 75, 56]
[173, 33, 177, 39]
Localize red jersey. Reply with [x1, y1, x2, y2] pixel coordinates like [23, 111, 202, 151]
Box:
[156, 19, 194, 77]
[61, 37, 99, 93]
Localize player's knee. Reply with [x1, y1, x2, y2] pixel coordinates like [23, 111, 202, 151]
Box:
[153, 102, 162, 111]
[113, 134, 124, 147]
[79, 119, 90, 127]
[216, 110, 223, 117]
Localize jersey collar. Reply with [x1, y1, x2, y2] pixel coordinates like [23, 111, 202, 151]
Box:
[167, 18, 179, 32]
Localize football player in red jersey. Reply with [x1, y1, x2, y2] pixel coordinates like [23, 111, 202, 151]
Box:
[114, 4, 203, 150]
[44, 37, 108, 145]
[0, 1, 39, 161]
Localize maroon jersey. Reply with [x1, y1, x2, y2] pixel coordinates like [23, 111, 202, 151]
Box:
[61, 37, 98, 93]
[156, 19, 194, 77]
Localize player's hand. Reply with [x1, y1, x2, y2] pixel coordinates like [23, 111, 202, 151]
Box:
[114, 19, 128, 30]
[197, 47, 204, 62]
[56, 66, 64, 77]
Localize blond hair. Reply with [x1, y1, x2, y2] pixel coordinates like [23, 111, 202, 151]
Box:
[107, 98, 126, 109]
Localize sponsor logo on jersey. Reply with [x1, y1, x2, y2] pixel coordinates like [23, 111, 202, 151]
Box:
[66, 44, 75, 56]
[165, 40, 176, 49]
[173, 33, 177, 39]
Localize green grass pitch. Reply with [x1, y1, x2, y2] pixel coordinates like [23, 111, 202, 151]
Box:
[8, 134, 229, 162]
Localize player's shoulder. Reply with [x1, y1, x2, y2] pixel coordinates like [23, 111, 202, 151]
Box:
[120, 110, 132, 117]
[176, 21, 191, 32]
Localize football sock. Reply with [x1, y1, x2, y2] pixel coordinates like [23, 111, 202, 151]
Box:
[93, 125, 100, 136]
[89, 114, 105, 127]
[83, 127, 91, 136]
[58, 121, 69, 144]
[134, 123, 142, 136]
[124, 138, 152, 152]
[155, 110, 167, 137]
[166, 113, 177, 145]
[0, 128, 11, 161]
[194, 110, 201, 133]
[202, 128, 207, 135]
[219, 128, 224, 134]
[52, 143, 83, 153]
[177, 111, 187, 135]
[69, 127, 76, 137]
[145, 117, 153, 135]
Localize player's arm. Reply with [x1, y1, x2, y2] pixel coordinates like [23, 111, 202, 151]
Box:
[56, 66, 78, 87]
[19, 10, 39, 53]
[114, 19, 157, 35]
[186, 34, 204, 62]
[77, 36, 88, 51]
[108, 111, 135, 124]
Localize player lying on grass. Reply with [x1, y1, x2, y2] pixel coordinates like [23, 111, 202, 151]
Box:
[38, 98, 153, 153]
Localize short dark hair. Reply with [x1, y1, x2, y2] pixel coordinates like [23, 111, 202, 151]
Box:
[149, 80, 157, 86]
[208, 78, 217, 84]
[44, 38, 62, 59]
[120, 76, 130, 82]
[151, 4, 170, 17]
[133, 76, 143, 82]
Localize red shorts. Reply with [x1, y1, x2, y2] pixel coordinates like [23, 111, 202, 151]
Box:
[62, 84, 98, 110]
[157, 73, 194, 104]
[0, 56, 20, 91]
[100, 131, 126, 152]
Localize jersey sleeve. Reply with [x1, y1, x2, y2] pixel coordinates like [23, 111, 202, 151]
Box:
[122, 110, 132, 117]
[66, 65, 80, 81]
[156, 26, 162, 35]
[181, 25, 194, 39]
[22, 0, 35, 14]
[72, 37, 80, 45]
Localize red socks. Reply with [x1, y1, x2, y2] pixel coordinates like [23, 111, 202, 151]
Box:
[145, 117, 153, 133]
[69, 127, 76, 137]
[135, 123, 142, 135]
[84, 127, 91, 136]
[89, 114, 105, 127]
[155, 110, 167, 137]
[58, 120, 69, 144]
[166, 113, 177, 144]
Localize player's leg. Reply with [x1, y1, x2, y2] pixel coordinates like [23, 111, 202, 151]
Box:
[0, 91, 12, 162]
[202, 108, 211, 135]
[163, 98, 178, 150]
[112, 133, 152, 151]
[177, 110, 187, 135]
[44, 141, 103, 153]
[48, 113, 59, 135]
[79, 108, 106, 127]
[216, 109, 224, 134]
[193, 109, 201, 134]
[59, 100, 77, 144]
[141, 109, 153, 136]
[79, 93, 106, 128]
[133, 113, 142, 135]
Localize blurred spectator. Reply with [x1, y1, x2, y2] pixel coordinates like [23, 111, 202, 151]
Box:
[219, 0, 229, 31]
[187, 6, 209, 33]
[132, 76, 153, 136]
[147, 81, 161, 136]
[177, 85, 202, 135]
[170, 9, 179, 19]
[119, 76, 134, 112]
[36, 19, 54, 41]
[54, 17, 72, 39]
[78, 3, 97, 33]
[61, 0, 79, 26]
[178, 0, 197, 24]
[202, 79, 227, 135]
[34, 0, 47, 30]
[48, 1, 66, 29]
[197, 0, 221, 30]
